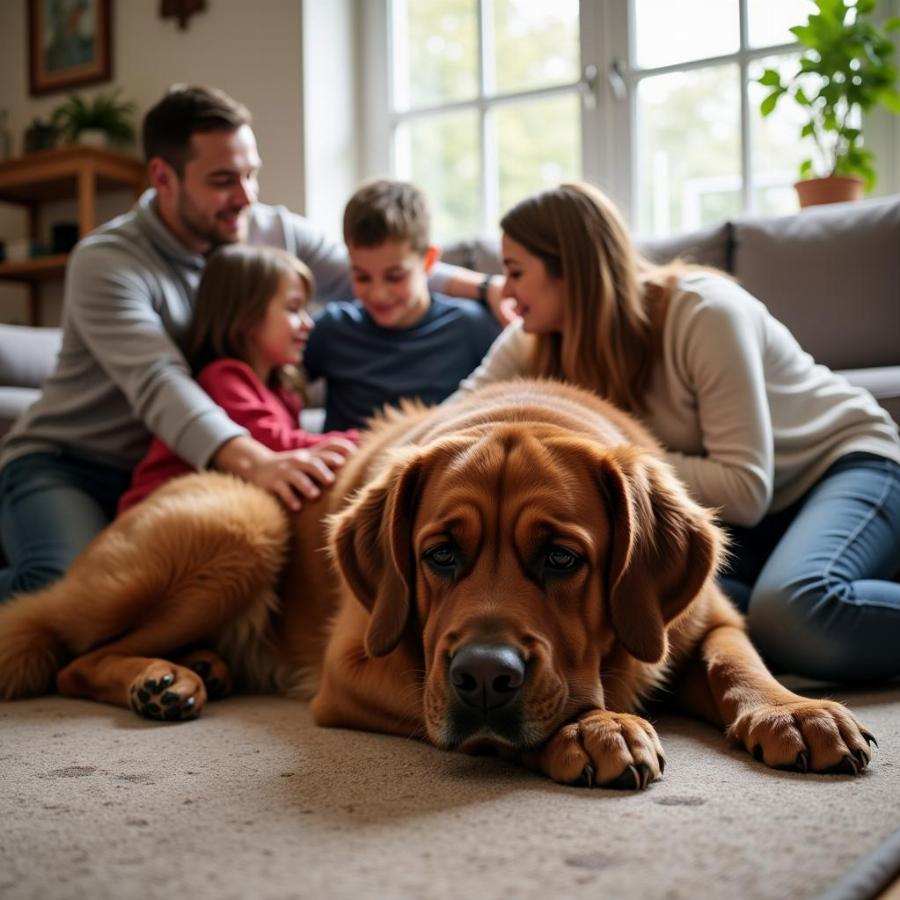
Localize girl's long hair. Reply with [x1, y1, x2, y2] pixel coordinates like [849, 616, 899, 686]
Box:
[186, 244, 314, 391]
[500, 182, 672, 413]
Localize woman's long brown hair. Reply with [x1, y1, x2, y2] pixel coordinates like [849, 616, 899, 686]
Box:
[500, 182, 674, 414]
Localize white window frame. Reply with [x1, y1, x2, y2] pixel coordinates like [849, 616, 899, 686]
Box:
[357, 0, 899, 236]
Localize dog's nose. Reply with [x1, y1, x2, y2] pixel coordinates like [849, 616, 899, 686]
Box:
[450, 644, 525, 710]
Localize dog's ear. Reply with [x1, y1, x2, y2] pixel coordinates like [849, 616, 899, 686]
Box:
[330, 449, 425, 658]
[597, 449, 723, 664]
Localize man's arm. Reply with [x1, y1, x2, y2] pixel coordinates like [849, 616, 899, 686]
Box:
[64, 240, 246, 469]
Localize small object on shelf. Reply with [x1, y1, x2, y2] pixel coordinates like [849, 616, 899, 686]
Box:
[23, 118, 57, 154]
[51, 90, 137, 149]
[51, 222, 80, 254]
[0, 110, 12, 160]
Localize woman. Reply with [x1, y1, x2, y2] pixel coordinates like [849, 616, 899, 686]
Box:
[456, 182, 900, 683]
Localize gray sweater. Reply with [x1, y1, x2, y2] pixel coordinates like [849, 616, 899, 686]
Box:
[456, 273, 900, 526]
[0, 190, 459, 473]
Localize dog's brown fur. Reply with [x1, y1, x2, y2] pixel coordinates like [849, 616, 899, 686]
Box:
[0, 380, 874, 785]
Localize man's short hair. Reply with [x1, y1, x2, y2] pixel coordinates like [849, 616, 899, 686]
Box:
[142, 85, 251, 174]
[343, 179, 431, 255]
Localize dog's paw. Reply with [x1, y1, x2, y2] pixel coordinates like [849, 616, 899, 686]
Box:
[536, 710, 666, 790]
[176, 649, 232, 700]
[729, 700, 876, 775]
[128, 662, 205, 722]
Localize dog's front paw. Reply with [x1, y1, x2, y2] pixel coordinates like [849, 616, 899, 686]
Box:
[729, 700, 876, 775]
[536, 710, 665, 790]
[129, 662, 205, 722]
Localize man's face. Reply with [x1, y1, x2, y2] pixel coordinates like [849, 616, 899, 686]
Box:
[162, 125, 261, 251]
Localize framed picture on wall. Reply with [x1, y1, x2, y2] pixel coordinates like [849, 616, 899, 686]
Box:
[28, 0, 113, 96]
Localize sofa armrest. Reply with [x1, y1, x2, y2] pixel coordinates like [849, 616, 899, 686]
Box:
[838, 366, 900, 427]
[0, 325, 62, 389]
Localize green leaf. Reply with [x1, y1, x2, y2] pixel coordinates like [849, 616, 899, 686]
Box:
[760, 91, 783, 116]
[758, 68, 782, 87]
[799, 159, 815, 177]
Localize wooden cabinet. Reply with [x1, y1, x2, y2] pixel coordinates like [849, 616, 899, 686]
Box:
[0, 146, 145, 325]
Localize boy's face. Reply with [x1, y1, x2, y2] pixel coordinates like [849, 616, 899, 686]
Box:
[348, 239, 438, 329]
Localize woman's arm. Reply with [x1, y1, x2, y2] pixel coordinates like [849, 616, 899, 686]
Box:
[448, 319, 531, 401]
[662, 286, 774, 526]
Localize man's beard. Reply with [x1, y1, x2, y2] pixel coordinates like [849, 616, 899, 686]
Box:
[177, 193, 246, 249]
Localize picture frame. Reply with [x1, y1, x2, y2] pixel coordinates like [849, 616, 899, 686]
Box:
[28, 0, 113, 96]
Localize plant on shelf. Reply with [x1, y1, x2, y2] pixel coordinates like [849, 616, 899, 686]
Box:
[50, 89, 137, 149]
[758, 0, 900, 206]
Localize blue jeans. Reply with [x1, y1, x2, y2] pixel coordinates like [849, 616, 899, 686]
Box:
[720, 453, 900, 683]
[0, 451, 131, 601]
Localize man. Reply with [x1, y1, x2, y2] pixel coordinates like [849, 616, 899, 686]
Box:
[0, 85, 502, 600]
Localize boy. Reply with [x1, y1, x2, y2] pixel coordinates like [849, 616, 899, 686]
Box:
[303, 179, 502, 431]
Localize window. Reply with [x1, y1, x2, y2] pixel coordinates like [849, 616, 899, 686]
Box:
[363, 0, 870, 240]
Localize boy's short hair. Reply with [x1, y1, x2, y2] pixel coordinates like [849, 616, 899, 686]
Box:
[142, 84, 251, 175]
[343, 179, 431, 255]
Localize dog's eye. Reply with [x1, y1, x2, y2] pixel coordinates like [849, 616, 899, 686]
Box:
[425, 544, 456, 569]
[545, 547, 581, 572]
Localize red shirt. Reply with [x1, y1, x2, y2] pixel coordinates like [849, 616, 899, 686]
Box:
[118, 359, 355, 513]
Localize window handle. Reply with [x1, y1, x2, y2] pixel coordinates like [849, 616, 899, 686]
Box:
[579, 63, 599, 109]
[608, 58, 627, 101]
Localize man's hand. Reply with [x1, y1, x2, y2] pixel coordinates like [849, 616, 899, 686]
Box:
[212, 435, 352, 511]
[484, 275, 518, 326]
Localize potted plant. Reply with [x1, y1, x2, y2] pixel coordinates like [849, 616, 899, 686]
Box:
[51, 89, 137, 150]
[758, 0, 900, 207]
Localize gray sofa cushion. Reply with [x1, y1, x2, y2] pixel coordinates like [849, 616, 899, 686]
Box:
[732, 196, 900, 371]
[637, 222, 732, 271]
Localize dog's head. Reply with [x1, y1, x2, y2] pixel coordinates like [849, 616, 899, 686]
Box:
[329, 423, 722, 751]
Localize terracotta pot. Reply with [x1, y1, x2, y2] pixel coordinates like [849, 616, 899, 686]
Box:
[794, 175, 864, 208]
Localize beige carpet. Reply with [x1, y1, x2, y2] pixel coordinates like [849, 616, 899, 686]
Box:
[2, 682, 899, 900]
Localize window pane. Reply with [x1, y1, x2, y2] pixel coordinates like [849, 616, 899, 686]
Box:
[394, 0, 478, 110]
[395, 111, 480, 242]
[496, 94, 581, 217]
[747, 0, 815, 48]
[492, 0, 579, 94]
[637, 65, 741, 237]
[633, 0, 738, 69]
[749, 55, 805, 216]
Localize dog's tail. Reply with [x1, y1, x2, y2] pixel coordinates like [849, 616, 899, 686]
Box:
[0, 589, 67, 699]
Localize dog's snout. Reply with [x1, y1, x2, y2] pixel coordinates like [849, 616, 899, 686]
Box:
[449, 645, 525, 711]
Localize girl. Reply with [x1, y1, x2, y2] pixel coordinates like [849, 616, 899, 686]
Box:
[456, 182, 900, 684]
[118, 244, 357, 512]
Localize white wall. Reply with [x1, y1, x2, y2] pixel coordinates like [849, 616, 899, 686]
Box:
[0, 0, 308, 325]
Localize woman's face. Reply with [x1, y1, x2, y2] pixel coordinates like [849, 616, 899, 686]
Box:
[500, 234, 566, 334]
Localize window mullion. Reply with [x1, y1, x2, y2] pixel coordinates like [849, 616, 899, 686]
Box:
[479, 0, 498, 233]
[739, 0, 752, 213]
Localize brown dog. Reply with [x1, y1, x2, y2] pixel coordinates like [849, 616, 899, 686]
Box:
[0, 380, 874, 787]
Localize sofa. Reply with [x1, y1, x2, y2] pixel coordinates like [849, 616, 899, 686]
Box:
[1, 193, 899, 443]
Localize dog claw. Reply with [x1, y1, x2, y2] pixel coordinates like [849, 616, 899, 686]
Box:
[576, 765, 595, 788]
[795, 751, 809, 773]
[862, 730, 878, 749]
[752, 744, 764, 763]
[826, 755, 861, 776]
[606, 765, 645, 791]
[657, 754, 666, 776]
[853, 748, 870, 769]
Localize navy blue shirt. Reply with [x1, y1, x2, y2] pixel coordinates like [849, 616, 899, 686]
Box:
[303, 293, 502, 431]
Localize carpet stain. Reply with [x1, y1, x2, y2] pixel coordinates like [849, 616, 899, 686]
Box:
[564, 853, 618, 870]
[654, 795, 706, 807]
[115, 773, 154, 784]
[44, 765, 97, 778]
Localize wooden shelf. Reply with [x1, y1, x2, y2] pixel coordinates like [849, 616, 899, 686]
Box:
[0, 145, 146, 324]
[0, 255, 69, 282]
